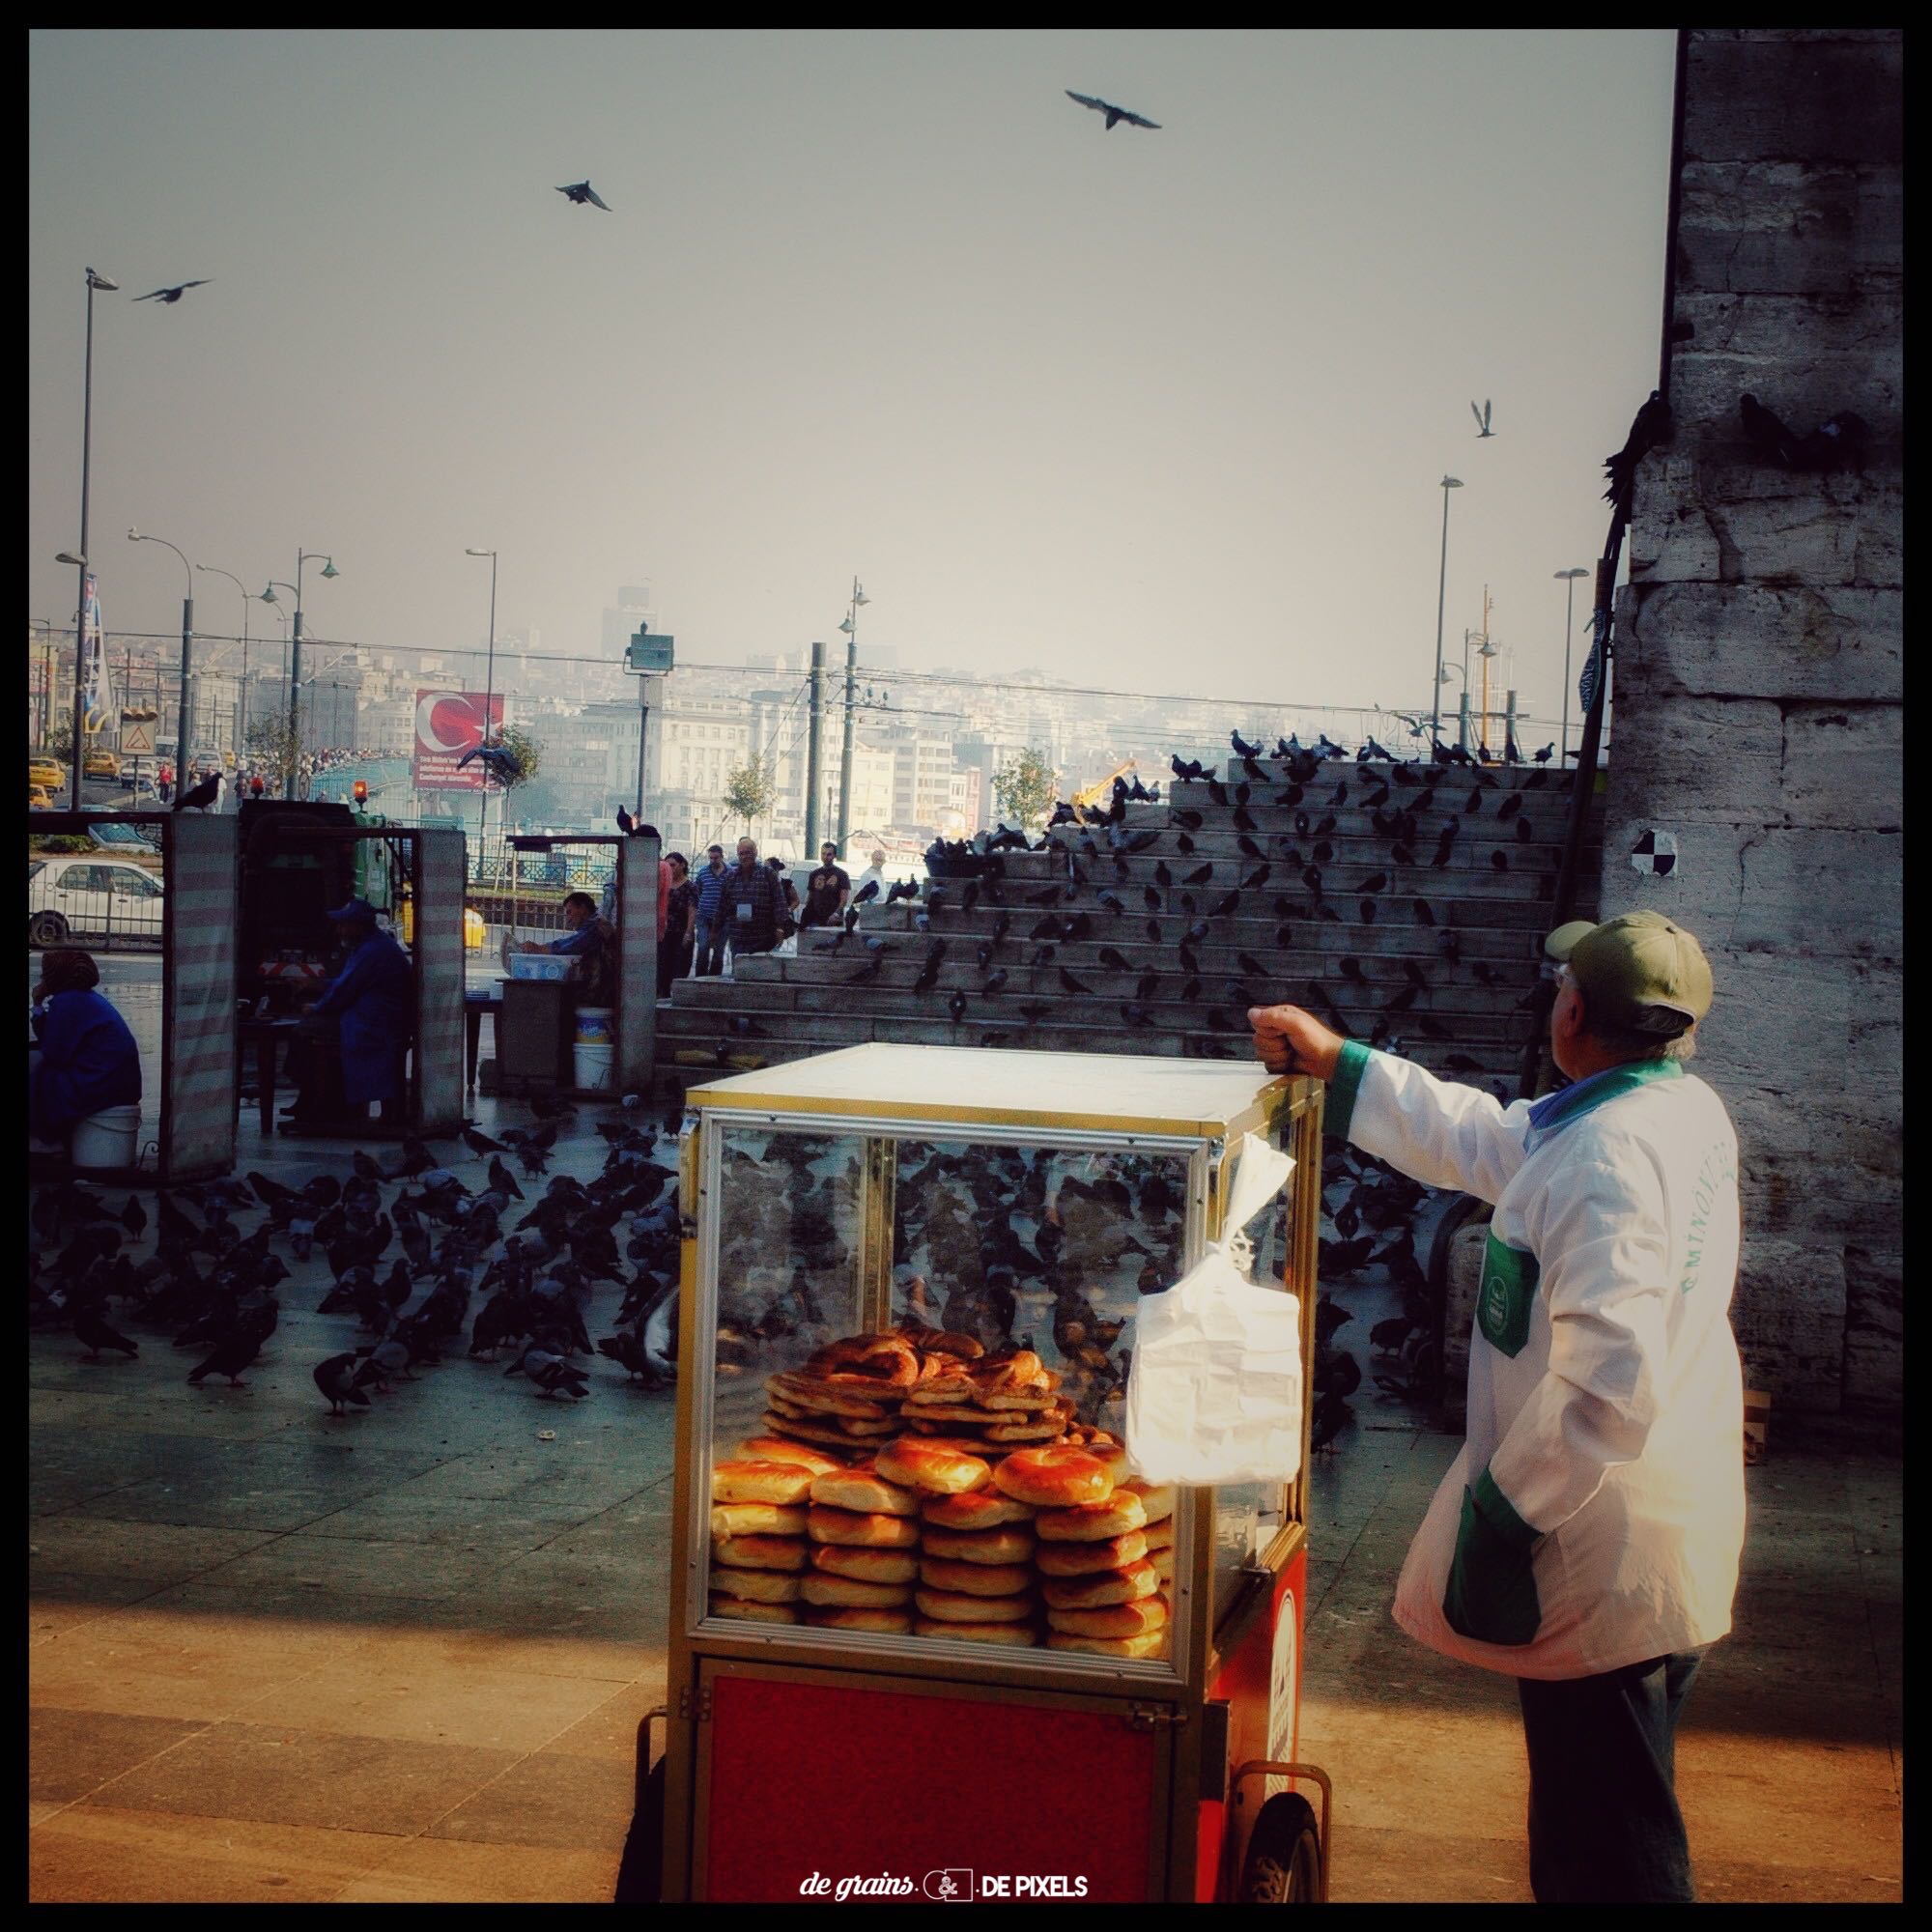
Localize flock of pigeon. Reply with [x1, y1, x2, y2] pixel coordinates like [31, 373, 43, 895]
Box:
[29, 1096, 687, 1418]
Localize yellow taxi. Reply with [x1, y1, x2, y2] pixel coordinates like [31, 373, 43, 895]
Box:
[28, 757, 63, 789]
[28, 783, 51, 810]
[84, 750, 121, 780]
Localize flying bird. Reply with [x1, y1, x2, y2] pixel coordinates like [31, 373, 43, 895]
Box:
[133, 280, 213, 304]
[1470, 399, 1494, 439]
[556, 181, 611, 210]
[1065, 89, 1161, 130]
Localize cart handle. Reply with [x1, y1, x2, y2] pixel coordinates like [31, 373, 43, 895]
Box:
[635, 1705, 668, 1811]
[1230, 1758, 1332, 1904]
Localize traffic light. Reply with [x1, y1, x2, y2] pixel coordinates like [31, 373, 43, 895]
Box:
[352, 780, 369, 806]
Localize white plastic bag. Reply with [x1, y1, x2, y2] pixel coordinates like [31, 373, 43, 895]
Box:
[1124, 1135, 1303, 1488]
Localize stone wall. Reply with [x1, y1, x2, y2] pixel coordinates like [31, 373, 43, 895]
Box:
[1605, 29, 1902, 1418]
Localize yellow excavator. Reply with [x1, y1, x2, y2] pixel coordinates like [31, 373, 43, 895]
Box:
[1069, 758, 1136, 821]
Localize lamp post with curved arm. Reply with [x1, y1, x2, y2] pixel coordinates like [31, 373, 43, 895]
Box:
[261, 551, 336, 796]
[128, 528, 196, 775]
[1430, 477, 1464, 743]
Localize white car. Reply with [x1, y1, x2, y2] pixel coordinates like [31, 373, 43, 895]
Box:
[28, 855, 166, 948]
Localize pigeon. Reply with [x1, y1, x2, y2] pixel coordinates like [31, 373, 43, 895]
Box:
[1740, 393, 1800, 469]
[133, 280, 213, 304]
[1470, 398, 1494, 439]
[1795, 411, 1870, 472]
[1534, 742, 1555, 764]
[1603, 388, 1670, 516]
[557, 180, 611, 210]
[1231, 728, 1262, 758]
[461, 1126, 508, 1156]
[173, 770, 220, 812]
[1065, 89, 1160, 130]
[74, 1304, 138, 1360]
[488, 1156, 525, 1201]
[187, 1325, 264, 1387]
[313, 1351, 371, 1415]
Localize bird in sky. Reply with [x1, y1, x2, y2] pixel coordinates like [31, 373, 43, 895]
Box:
[556, 181, 611, 210]
[1065, 89, 1161, 131]
[132, 280, 212, 304]
[1470, 399, 1494, 438]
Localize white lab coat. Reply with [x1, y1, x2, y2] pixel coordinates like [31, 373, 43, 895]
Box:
[1330, 1044, 1746, 1679]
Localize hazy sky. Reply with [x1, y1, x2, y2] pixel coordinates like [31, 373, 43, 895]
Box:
[29, 28, 1675, 722]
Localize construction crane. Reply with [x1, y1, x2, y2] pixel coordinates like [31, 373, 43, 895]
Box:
[1070, 758, 1137, 820]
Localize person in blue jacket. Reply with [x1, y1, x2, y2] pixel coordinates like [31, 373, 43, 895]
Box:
[30, 949, 142, 1145]
[298, 898, 414, 1119]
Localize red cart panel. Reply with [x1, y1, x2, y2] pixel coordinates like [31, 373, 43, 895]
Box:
[699, 1664, 1168, 1902]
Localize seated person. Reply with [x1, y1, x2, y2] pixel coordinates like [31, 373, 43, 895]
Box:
[519, 890, 615, 1006]
[294, 897, 414, 1122]
[30, 949, 141, 1149]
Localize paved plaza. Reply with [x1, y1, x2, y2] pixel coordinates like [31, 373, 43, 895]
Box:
[28, 1107, 1904, 1902]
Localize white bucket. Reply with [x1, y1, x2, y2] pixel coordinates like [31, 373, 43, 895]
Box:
[71, 1103, 141, 1171]
[573, 1041, 615, 1091]
[574, 1007, 615, 1045]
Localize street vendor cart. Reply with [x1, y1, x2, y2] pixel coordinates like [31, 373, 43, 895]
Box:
[644, 1044, 1330, 1903]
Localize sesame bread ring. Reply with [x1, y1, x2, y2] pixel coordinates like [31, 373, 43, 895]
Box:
[712, 1534, 808, 1573]
[1150, 1548, 1175, 1583]
[875, 1438, 991, 1495]
[810, 1466, 920, 1516]
[919, 1556, 1035, 1597]
[1046, 1629, 1165, 1660]
[811, 1544, 919, 1585]
[975, 1349, 1044, 1394]
[737, 1435, 845, 1476]
[983, 1412, 1070, 1443]
[914, 1586, 1034, 1624]
[800, 1573, 913, 1609]
[710, 1594, 799, 1624]
[707, 1565, 802, 1605]
[712, 1461, 817, 1506]
[763, 1411, 877, 1448]
[803, 1605, 913, 1634]
[1143, 1517, 1175, 1553]
[1035, 1530, 1149, 1577]
[1122, 1479, 1176, 1523]
[1047, 1592, 1168, 1638]
[922, 1491, 1037, 1530]
[1041, 1559, 1160, 1610]
[804, 1332, 920, 1389]
[807, 1504, 922, 1549]
[914, 1618, 1038, 1647]
[1036, 1492, 1147, 1542]
[920, 1522, 1037, 1565]
[710, 1503, 809, 1539]
[992, 1445, 1115, 1509]
[896, 1326, 985, 1361]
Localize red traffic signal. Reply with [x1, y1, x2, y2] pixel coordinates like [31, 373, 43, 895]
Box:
[352, 780, 369, 804]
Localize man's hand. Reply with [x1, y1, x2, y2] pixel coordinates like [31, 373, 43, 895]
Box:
[1248, 1004, 1346, 1081]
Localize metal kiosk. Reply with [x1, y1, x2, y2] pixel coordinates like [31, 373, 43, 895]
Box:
[652, 1044, 1329, 1904]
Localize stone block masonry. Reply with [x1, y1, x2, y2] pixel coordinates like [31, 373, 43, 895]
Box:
[1603, 30, 1901, 1420]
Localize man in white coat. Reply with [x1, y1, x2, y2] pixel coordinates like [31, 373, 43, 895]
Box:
[1250, 911, 1743, 1904]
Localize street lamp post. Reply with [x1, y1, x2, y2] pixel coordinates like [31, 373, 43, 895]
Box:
[65, 267, 119, 800]
[128, 530, 195, 774]
[1430, 476, 1463, 743]
[196, 564, 253, 758]
[262, 552, 337, 796]
[837, 577, 869, 851]
[1554, 566, 1590, 763]
[465, 548, 498, 854]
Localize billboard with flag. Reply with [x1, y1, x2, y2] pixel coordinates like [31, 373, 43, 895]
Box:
[80, 575, 109, 734]
[412, 689, 505, 792]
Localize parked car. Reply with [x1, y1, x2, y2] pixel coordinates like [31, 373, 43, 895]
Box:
[28, 783, 51, 810]
[28, 757, 64, 790]
[84, 750, 121, 780]
[27, 854, 166, 948]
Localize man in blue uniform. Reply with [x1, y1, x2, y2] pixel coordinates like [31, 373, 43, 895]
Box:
[298, 898, 414, 1122]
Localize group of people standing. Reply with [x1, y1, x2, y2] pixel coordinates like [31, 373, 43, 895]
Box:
[671, 838, 872, 981]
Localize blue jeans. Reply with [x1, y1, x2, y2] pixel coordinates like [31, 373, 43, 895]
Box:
[1517, 1648, 1707, 1903]
[693, 917, 726, 977]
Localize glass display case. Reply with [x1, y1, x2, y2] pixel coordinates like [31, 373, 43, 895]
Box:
[670, 1045, 1322, 1687]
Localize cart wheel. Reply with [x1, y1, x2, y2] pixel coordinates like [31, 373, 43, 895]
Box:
[1238, 1793, 1323, 1903]
[30, 911, 68, 950]
[612, 1748, 665, 1902]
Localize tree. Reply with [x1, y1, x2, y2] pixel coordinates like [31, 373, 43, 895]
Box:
[993, 746, 1058, 829]
[246, 716, 302, 793]
[489, 724, 542, 795]
[723, 761, 776, 831]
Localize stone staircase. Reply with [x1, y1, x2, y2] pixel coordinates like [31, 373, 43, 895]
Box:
[657, 758, 1603, 1096]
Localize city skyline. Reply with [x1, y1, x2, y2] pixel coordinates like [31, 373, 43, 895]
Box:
[30, 29, 1674, 724]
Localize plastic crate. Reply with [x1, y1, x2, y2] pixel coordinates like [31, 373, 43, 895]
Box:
[508, 952, 573, 982]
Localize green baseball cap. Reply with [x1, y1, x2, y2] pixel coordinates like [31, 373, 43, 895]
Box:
[1546, 910, 1713, 1036]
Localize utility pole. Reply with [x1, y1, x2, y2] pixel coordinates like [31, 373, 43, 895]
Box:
[805, 640, 827, 857]
[837, 577, 867, 850]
